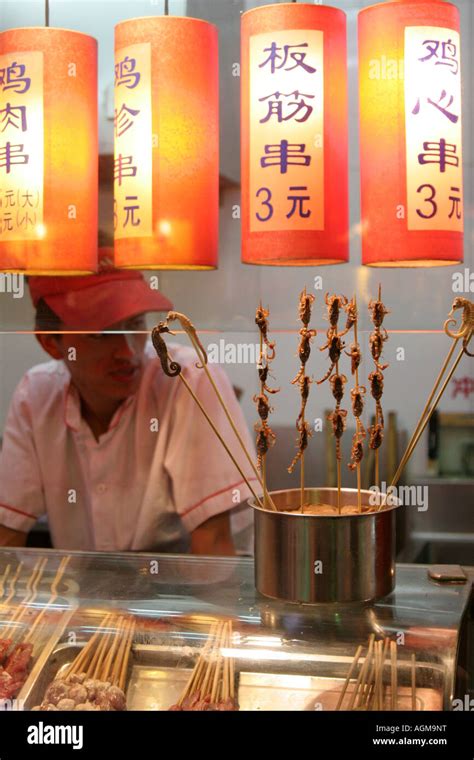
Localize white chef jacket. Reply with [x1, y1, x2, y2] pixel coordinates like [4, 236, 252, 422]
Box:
[0, 342, 257, 552]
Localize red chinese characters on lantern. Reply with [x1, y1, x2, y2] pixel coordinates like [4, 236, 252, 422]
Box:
[249, 32, 324, 234]
[113, 46, 152, 240]
[405, 28, 463, 233]
[0, 53, 44, 241]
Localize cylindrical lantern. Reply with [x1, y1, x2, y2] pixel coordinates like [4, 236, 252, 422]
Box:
[0, 28, 98, 273]
[114, 17, 219, 269]
[359, 0, 463, 266]
[241, 4, 348, 266]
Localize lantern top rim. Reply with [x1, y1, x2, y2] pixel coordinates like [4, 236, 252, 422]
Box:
[115, 15, 218, 31]
[359, 0, 455, 13]
[241, 2, 346, 19]
[0, 26, 97, 40]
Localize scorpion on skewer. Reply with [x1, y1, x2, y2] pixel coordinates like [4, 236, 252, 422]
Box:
[345, 342, 362, 375]
[369, 330, 389, 370]
[253, 393, 272, 422]
[292, 328, 317, 383]
[288, 419, 312, 474]
[325, 293, 348, 329]
[330, 373, 347, 405]
[368, 297, 390, 328]
[348, 430, 365, 471]
[327, 408, 347, 461]
[339, 298, 357, 337]
[318, 333, 345, 384]
[255, 423, 276, 471]
[351, 386, 366, 428]
[257, 364, 279, 395]
[368, 422, 384, 451]
[299, 288, 315, 328]
[369, 370, 385, 427]
[255, 304, 276, 360]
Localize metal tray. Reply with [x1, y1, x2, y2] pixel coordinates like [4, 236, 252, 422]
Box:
[20, 639, 443, 711]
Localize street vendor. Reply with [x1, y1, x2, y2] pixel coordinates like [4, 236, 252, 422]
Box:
[0, 253, 256, 555]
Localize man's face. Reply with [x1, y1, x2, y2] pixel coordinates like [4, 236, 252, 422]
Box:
[57, 314, 148, 403]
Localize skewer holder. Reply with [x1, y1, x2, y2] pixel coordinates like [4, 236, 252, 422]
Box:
[249, 488, 401, 605]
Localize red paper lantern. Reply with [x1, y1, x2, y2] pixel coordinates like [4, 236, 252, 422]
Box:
[0, 28, 98, 274]
[114, 17, 219, 270]
[359, 0, 463, 266]
[241, 3, 348, 266]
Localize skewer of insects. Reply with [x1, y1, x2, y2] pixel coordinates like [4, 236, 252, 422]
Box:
[346, 295, 365, 513]
[318, 293, 348, 512]
[368, 285, 389, 489]
[288, 289, 316, 511]
[254, 304, 279, 511]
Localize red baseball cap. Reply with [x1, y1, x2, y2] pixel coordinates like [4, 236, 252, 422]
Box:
[28, 248, 173, 331]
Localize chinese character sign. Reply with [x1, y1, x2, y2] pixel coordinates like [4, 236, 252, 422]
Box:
[358, 0, 462, 266]
[0, 52, 44, 242]
[114, 43, 152, 240]
[241, 4, 348, 266]
[250, 31, 324, 234]
[0, 27, 97, 274]
[114, 17, 218, 270]
[405, 27, 463, 233]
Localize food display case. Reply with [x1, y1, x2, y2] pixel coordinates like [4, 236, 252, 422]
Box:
[0, 548, 472, 712]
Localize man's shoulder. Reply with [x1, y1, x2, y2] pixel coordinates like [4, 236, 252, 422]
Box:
[15, 360, 69, 403]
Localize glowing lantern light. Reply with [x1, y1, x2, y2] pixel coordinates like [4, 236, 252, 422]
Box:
[359, 0, 463, 266]
[0, 28, 98, 274]
[241, 3, 348, 266]
[114, 17, 219, 270]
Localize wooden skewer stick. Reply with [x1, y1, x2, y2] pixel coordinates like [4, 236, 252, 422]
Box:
[348, 634, 375, 710]
[353, 295, 363, 514]
[118, 617, 136, 692]
[258, 325, 272, 512]
[166, 313, 275, 510]
[189, 329, 272, 506]
[411, 653, 416, 711]
[90, 619, 115, 679]
[201, 622, 224, 698]
[111, 617, 130, 686]
[335, 359, 342, 514]
[178, 622, 218, 706]
[390, 641, 398, 711]
[24, 555, 71, 644]
[336, 645, 363, 711]
[101, 616, 124, 682]
[210, 622, 227, 703]
[5, 557, 48, 639]
[390, 333, 471, 491]
[374, 284, 382, 489]
[168, 349, 266, 510]
[229, 621, 235, 700]
[64, 613, 113, 678]
[0, 564, 11, 601]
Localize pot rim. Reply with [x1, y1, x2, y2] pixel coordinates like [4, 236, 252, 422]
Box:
[249, 486, 402, 518]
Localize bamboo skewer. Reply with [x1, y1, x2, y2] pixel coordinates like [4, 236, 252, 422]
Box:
[156, 312, 275, 511]
[335, 645, 363, 710]
[25, 555, 71, 644]
[347, 634, 375, 710]
[118, 617, 136, 692]
[0, 564, 11, 600]
[167, 351, 265, 510]
[390, 641, 398, 710]
[390, 332, 471, 490]
[352, 296, 363, 513]
[411, 653, 416, 711]
[288, 290, 315, 511]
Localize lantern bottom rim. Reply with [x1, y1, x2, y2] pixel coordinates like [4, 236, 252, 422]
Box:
[242, 259, 346, 267]
[365, 259, 462, 268]
[115, 264, 216, 271]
